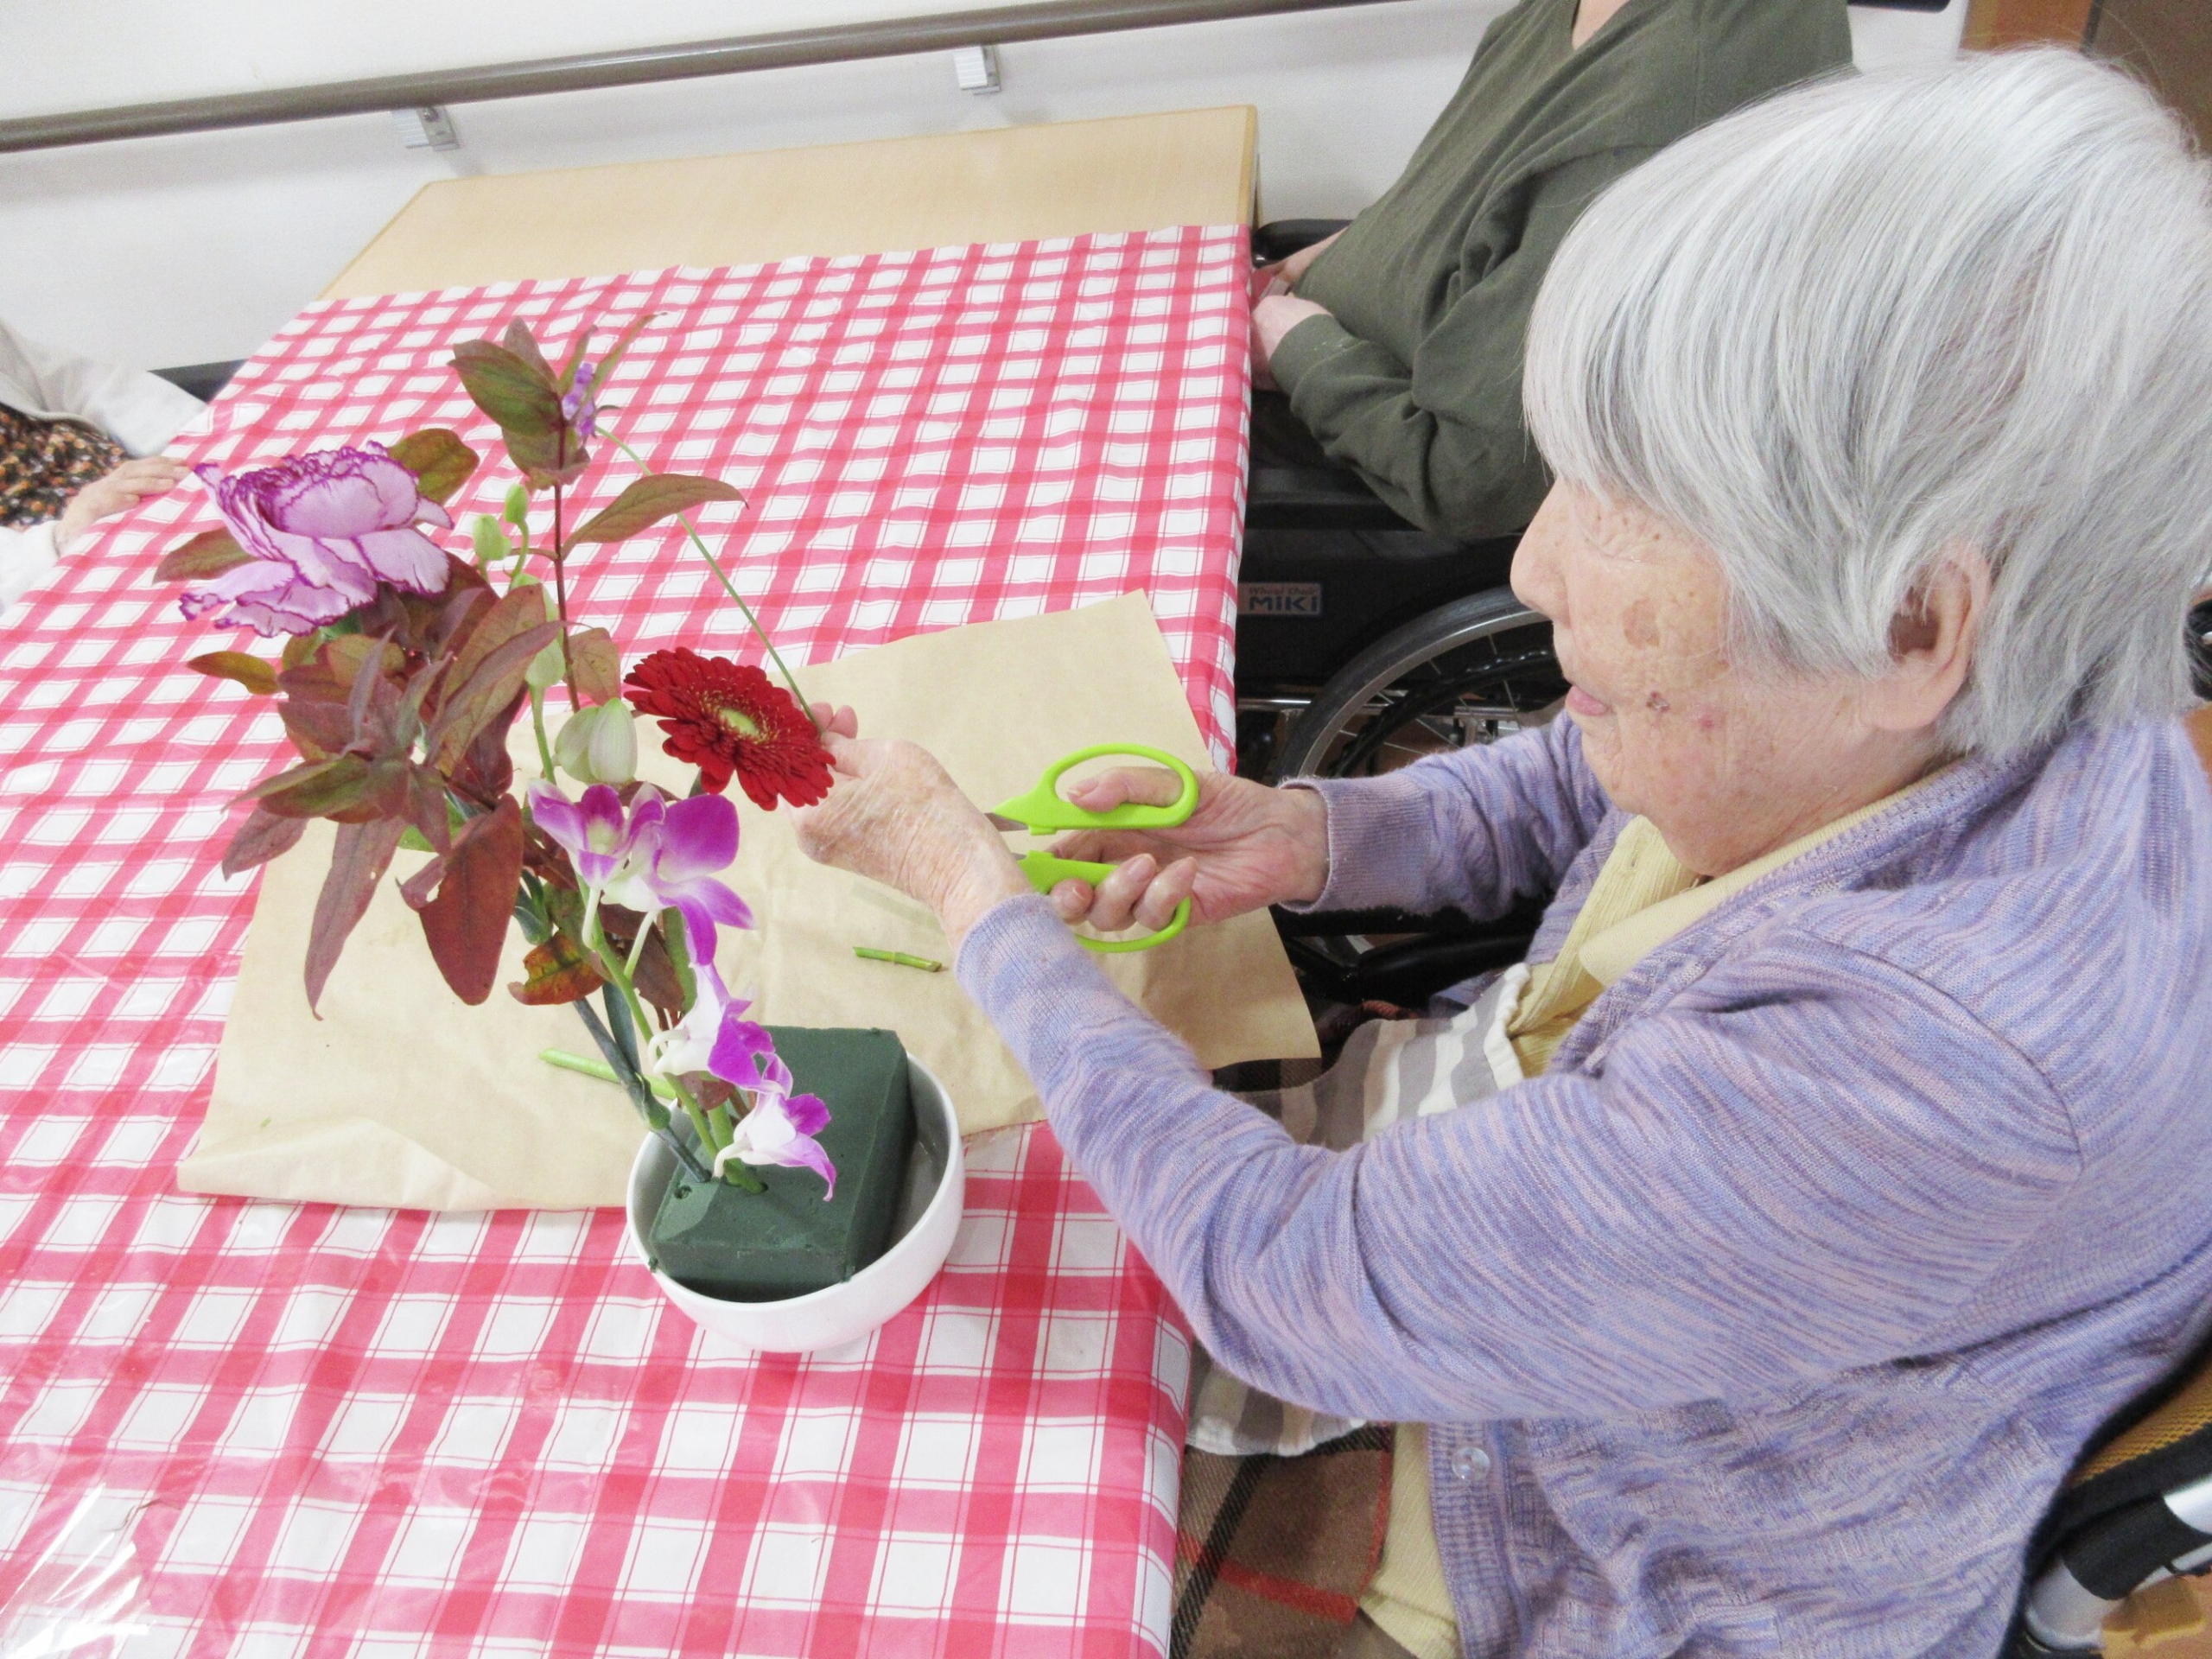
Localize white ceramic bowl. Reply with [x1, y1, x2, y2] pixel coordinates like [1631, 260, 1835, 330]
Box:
[626, 1057, 963, 1353]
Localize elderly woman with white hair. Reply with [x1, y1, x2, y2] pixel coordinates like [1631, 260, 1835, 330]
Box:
[793, 49, 2212, 1658]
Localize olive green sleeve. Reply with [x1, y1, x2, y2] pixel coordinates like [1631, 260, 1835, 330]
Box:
[1271, 147, 1657, 540]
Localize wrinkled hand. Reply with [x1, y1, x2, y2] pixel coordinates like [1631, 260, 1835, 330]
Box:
[790, 705, 1030, 950]
[1249, 294, 1332, 393]
[1045, 767, 1329, 935]
[1248, 228, 1344, 310]
[55, 455, 189, 555]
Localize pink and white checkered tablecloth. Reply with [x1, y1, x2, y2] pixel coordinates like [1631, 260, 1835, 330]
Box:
[0, 225, 1252, 1656]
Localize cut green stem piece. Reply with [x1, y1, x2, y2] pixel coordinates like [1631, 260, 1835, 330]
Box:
[540, 1047, 677, 1099]
[853, 946, 944, 973]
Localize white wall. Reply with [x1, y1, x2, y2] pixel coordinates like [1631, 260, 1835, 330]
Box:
[0, 0, 1965, 371]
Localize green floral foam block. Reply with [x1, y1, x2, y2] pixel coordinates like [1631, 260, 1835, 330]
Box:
[647, 1027, 916, 1301]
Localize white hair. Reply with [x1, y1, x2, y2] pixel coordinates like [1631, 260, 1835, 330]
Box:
[1523, 48, 2212, 755]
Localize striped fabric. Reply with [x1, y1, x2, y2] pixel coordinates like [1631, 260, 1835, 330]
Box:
[955, 713, 2212, 1658]
[1188, 976, 1526, 1461]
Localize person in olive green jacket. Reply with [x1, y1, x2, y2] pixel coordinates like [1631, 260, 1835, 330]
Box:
[1252, 0, 1852, 542]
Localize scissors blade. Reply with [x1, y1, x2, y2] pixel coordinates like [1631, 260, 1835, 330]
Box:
[986, 812, 1027, 831]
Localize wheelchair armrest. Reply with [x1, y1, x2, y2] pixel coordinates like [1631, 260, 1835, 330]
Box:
[153, 359, 245, 404]
[1247, 462, 1419, 531]
[1254, 219, 1353, 264]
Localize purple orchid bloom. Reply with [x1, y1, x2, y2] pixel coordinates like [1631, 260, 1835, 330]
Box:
[181, 442, 451, 635]
[709, 1029, 835, 1198]
[559, 358, 598, 441]
[524, 780, 640, 889]
[598, 787, 754, 963]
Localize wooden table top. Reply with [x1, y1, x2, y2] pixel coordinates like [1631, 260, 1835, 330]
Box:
[322, 105, 1257, 298]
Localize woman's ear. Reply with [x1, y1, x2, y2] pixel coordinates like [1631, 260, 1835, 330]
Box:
[1860, 547, 1990, 734]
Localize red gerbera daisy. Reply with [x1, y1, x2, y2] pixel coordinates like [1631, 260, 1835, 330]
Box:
[623, 648, 834, 810]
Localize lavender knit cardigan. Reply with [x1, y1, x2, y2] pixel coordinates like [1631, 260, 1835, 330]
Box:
[956, 715, 2212, 1658]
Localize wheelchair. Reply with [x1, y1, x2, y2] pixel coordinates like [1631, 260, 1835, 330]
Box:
[1237, 220, 1565, 1007]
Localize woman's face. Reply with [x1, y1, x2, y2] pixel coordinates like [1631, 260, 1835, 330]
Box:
[1510, 483, 1925, 876]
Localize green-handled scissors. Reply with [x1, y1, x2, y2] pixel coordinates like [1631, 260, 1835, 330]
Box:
[990, 743, 1200, 952]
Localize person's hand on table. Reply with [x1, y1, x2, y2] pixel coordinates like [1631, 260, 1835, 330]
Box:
[1250, 294, 1332, 393]
[791, 706, 1033, 954]
[54, 455, 190, 556]
[1044, 766, 1330, 936]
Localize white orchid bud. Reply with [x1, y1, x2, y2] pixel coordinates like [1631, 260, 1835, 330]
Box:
[554, 701, 638, 785]
[586, 699, 637, 784]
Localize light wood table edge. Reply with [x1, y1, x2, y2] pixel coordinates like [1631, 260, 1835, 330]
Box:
[322, 104, 1258, 301]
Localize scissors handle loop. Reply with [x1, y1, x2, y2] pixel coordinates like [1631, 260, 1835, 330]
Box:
[1015, 851, 1192, 953]
[991, 743, 1198, 833]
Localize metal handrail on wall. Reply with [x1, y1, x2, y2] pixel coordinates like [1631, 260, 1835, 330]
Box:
[0, 0, 1408, 154]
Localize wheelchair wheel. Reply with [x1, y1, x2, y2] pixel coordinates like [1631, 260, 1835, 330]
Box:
[1277, 587, 1565, 780]
[1271, 587, 1567, 1007]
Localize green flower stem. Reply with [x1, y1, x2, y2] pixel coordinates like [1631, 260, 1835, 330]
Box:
[529, 686, 556, 779]
[607, 434, 819, 734]
[588, 910, 761, 1192]
[550, 448, 579, 707]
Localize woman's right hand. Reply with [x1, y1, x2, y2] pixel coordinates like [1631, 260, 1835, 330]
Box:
[1043, 768, 1331, 935]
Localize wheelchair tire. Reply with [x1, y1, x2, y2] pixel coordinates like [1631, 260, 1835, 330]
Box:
[1276, 587, 1562, 781]
[1270, 587, 1566, 1008]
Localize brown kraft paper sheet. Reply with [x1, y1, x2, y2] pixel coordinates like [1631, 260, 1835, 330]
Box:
[180, 594, 1319, 1210]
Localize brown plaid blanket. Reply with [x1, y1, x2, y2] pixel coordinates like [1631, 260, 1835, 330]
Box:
[1172, 1426, 1395, 1658]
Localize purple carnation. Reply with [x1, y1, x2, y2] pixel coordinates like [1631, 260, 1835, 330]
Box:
[181, 443, 452, 636]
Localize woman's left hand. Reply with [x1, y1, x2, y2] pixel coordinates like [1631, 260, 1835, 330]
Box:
[791, 709, 1031, 951]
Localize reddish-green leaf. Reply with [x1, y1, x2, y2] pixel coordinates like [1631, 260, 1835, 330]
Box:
[386, 429, 480, 505]
[188, 651, 278, 696]
[554, 326, 594, 391]
[427, 620, 560, 771]
[241, 753, 410, 823]
[585, 313, 657, 397]
[407, 766, 454, 855]
[219, 807, 308, 877]
[509, 931, 604, 1007]
[243, 754, 375, 819]
[279, 699, 352, 761]
[505, 423, 588, 491]
[441, 582, 550, 702]
[305, 817, 408, 1014]
[412, 797, 525, 1006]
[502, 321, 558, 388]
[569, 626, 622, 706]
[321, 634, 406, 693]
[566, 474, 743, 548]
[451, 340, 561, 441]
[155, 529, 250, 582]
[451, 717, 516, 810]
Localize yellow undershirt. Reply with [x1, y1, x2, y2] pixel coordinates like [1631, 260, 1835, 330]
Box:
[1361, 781, 1937, 1658]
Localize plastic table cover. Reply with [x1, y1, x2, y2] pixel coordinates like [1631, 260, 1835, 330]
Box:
[0, 224, 1252, 1658]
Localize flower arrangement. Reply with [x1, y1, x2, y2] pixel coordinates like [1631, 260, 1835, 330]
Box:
[159, 320, 839, 1195]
